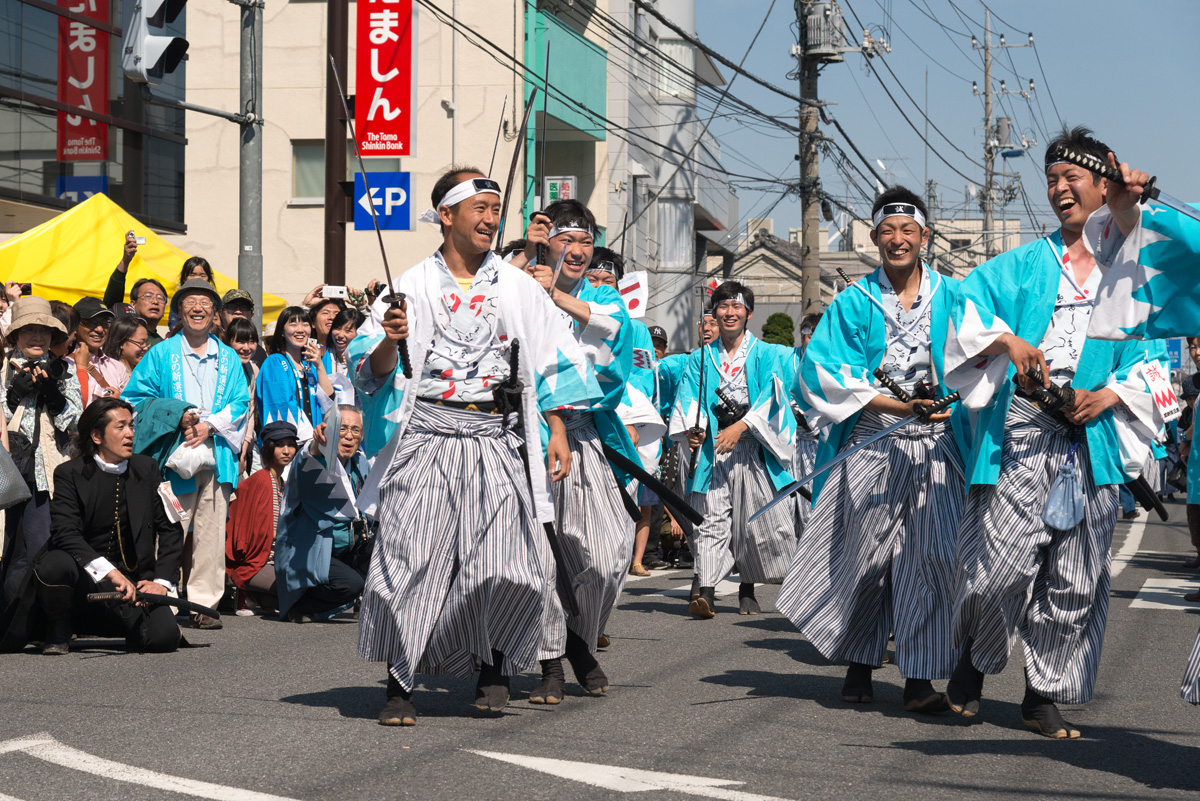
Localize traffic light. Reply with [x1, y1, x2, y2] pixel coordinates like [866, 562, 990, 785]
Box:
[121, 0, 188, 84]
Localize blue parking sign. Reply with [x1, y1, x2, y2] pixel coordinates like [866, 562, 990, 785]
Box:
[354, 172, 412, 231]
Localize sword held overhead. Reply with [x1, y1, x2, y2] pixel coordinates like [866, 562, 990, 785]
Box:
[1049, 144, 1200, 226]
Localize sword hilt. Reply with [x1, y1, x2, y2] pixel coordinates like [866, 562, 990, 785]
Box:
[873, 367, 912, 404]
[1048, 144, 1159, 207]
[1014, 368, 1077, 416]
[914, 390, 960, 419]
[381, 291, 413, 379]
[836, 267, 853, 286]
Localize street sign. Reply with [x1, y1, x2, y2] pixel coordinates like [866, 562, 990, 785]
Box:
[55, 175, 108, 203]
[59, 0, 110, 161]
[1167, 338, 1184, 371]
[354, 171, 412, 231]
[355, 0, 417, 157]
[544, 176, 576, 203]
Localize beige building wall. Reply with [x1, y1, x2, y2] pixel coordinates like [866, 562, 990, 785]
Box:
[172, 1, 610, 309]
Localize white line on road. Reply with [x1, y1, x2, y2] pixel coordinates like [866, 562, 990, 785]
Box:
[0, 733, 302, 801]
[1130, 578, 1200, 611]
[1112, 516, 1149, 579]
[470, 750, 797, 801]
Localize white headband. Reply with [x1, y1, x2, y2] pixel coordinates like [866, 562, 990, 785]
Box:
[714, 294, 746, 307]
[417, 177, 501, 225]
[872, 202, 926, 230]
[549, 223, 594, 239]
[588, 260, 617, 275]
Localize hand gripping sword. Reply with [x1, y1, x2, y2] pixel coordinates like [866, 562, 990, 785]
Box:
[1015, 367, 1168, 521]
[88, 591, 220, 620]
[1049, 144, 1200, 226]
[747, 376, 960, 524]
[328, 54, 411, 379]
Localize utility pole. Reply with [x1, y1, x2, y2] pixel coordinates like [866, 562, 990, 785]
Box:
[972, 12, 1034, 258]
[323, 0, 349, 285]
[238, 0, 264, 331]
[798, 36, 821, 313]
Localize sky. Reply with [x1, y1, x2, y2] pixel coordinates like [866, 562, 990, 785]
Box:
[694, 0, 1200, 246]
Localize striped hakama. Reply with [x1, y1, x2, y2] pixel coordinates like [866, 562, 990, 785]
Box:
[952, 396, 1118, 704]
[539, 414, 634, 660]
[776, 410, 964, 679]
[793, 429, 820, 529]
[1183, 626, 1200, 704]
[687, 435, 796, 588]
[357, 401, 551, 691]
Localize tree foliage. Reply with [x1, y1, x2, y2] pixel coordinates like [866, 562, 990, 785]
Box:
[761, 312, 795, 347]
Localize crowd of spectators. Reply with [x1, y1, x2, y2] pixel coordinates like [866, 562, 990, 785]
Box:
[0, 233, 385, 654]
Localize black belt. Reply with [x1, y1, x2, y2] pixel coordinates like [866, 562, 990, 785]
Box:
[419, 397, 500, 414]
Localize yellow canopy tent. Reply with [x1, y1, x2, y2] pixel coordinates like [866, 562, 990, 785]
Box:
[0, 193, 284, 326]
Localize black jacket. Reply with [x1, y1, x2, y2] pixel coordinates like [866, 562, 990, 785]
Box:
[48, 454, 184, 585]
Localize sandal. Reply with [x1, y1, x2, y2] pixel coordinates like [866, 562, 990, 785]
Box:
[629, 563, 651, 577]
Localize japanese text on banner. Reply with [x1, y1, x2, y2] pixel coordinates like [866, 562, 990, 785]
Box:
[355, 0, 415, 157]
[57, 0, 109, 162]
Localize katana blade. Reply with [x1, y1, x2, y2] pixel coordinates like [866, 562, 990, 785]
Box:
[747, 389, 961, 524]
[747, 415, 913, 524]
[1149, 191, 1200, 226]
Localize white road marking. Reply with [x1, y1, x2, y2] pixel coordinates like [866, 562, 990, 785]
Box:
[0, 792, 28, 801]
[469, 750, 796, 801]
[1111, 516, 1149, 579]
[0, 733, 302, 801]
[1130, 578, 1200, 611]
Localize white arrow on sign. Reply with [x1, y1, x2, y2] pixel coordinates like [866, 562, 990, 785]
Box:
[358, 186, 408, 217]
[469, 750, 796, 801]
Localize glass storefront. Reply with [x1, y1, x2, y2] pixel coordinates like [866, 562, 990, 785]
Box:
[0, 0, 187, 231]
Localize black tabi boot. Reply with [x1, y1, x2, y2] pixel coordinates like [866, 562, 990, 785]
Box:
[903, 678, 949, 714]
[738, 582, 760, 615]
[688, 586, 716, 619]
[946, 639, 985, 717]
[689, 575, 701, 600]
[1021, 683, 1081, 739]
[474, 649, 511, 714]
[379, 670, 417, 726]
[41, 615, 71, 656]
[841, 662, 874, 704]
[565, 629, 610, 695]
[528, 658, 566, 705]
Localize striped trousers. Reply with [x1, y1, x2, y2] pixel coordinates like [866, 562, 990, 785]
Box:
[777, 410, 965, 679]
[793, 430, 820, 530]
[687, 436, 797, 588]
[357, 401, 551, 691]
[539, 415, 634, 660]
[952, 396, 1118, 704]
[1183, 626, 1200, 704]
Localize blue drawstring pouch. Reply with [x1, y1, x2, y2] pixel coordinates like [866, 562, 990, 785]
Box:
[1042, 441, 1085, 531]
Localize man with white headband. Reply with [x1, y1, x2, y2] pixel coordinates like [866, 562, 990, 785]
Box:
[776, 186, 970, 715]
[668, 280, 798, 619]
[941, 126, 1165, 738]
[509, 199, 641, 704]
[349, 167, 596, 725]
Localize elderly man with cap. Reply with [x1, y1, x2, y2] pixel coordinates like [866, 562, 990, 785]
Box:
[71, 297, 125, 407]
[0, 297, 82, 610]
[776, 186, 971, 715]
[122, 278, 250, 630]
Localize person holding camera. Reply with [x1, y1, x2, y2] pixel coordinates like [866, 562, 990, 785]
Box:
[255, 306, 335, 445]
[0, 297, 83, 605]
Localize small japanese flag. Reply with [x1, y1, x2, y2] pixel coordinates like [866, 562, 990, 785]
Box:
[705, 277, 722, 296]
[619, 270, 649, 318]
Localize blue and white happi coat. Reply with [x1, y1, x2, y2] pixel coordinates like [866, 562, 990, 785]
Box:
[798, 263, 969, 501]
[255, 349, 335, 444]
[123, 335, 250, 494]
[1082, 202, 1200, 341]
[350, 251, 600, 524]
[616, 320, 666, 478]
[944, 230, 1165, 488]
[667, 332, 796, 494]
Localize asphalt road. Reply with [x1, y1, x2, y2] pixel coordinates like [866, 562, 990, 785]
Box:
[1, 503, 1198, 801]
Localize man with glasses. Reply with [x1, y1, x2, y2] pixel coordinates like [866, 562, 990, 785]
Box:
[102, 232, 167, 344]
[123, 279, 250, 630]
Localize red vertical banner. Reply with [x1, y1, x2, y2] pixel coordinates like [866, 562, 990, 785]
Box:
[57, 0, 109, 162]
[355, 0, 416, 157]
